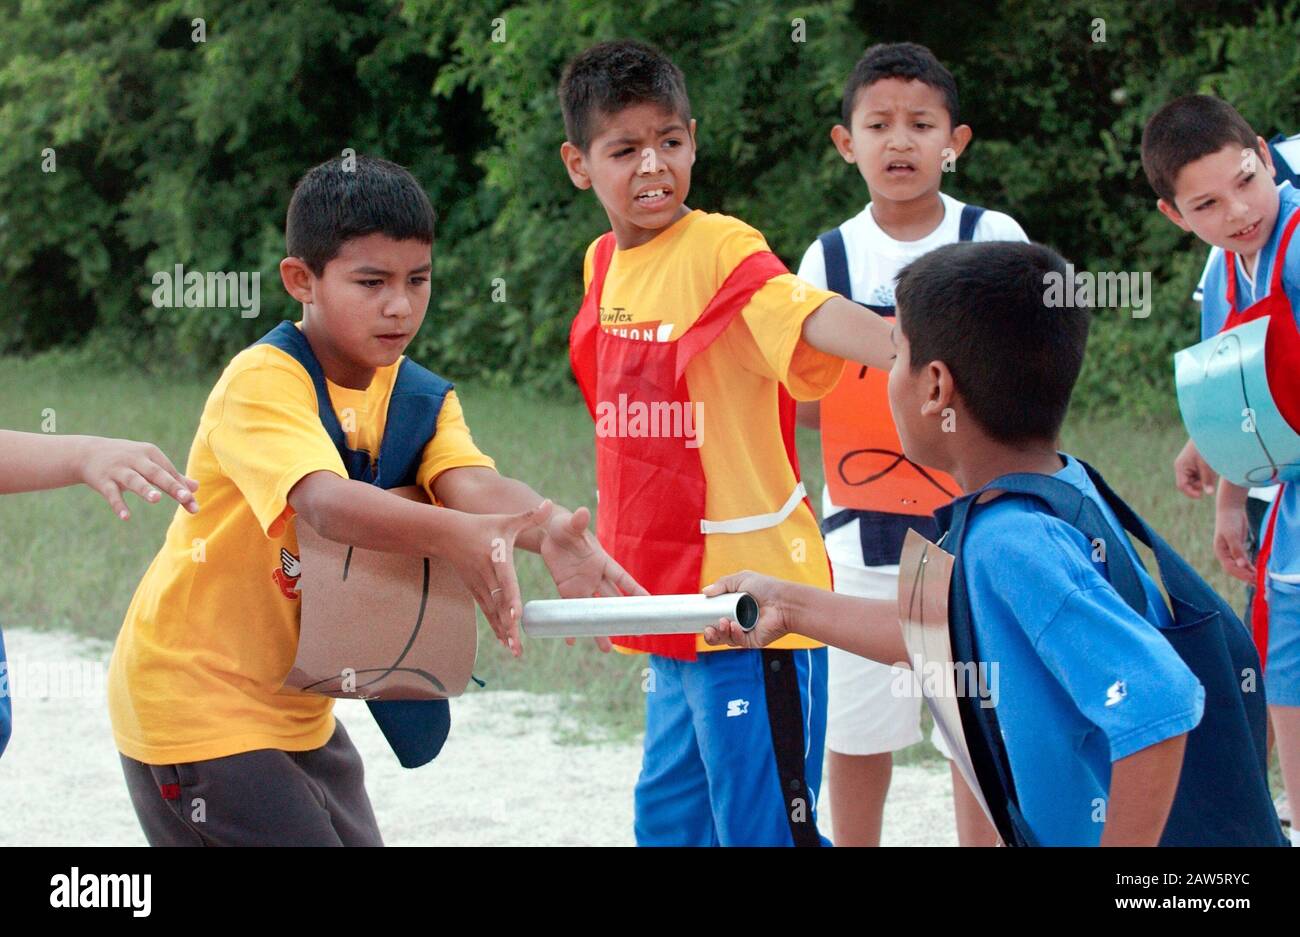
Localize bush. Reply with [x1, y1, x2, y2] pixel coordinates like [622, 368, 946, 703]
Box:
[0, 0, 1297, 417]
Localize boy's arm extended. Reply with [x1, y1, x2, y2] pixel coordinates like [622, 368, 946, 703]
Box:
[0, 429, 199, 519]
[433, 466, 648, 602]
[288, 470, 551, 655]
[800, 295, 895, 372]
[1099, 733, 1187, 846]
[702, 570, 908, 665]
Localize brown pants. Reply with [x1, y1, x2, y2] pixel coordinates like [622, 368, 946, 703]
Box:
[120, 718, 383, 846]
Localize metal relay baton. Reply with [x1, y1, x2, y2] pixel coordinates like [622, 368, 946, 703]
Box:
[521, 592, 759, 638]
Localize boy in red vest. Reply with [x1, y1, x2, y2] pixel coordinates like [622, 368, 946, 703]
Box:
[1144, 95, 1300, 846]
[559, 39, 893, 845]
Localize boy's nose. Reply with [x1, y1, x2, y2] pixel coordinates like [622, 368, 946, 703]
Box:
[1226, 198, 1251, 225]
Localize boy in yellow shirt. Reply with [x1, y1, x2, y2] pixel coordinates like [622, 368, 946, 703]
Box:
[108, 155, 642, 846]
[560, 40, 893, 845]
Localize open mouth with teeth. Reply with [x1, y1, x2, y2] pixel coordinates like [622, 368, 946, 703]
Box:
[885, 161, 916, 176]
[1231, 220, 1262, 240]
[634, 186, 673, 208]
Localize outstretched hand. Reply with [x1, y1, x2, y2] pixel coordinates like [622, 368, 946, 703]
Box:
[79, 437, 200, 520]
[450, 500, 555, 658]
[541, 505, 649, 653]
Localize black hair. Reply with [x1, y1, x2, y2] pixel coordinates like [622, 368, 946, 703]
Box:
[285, 155, 436, 276]
[1141, 95, 1260, 206]
[841, 42, 960, 127]
[558, 39, 692, 152]
[894, 241, 1090, 444]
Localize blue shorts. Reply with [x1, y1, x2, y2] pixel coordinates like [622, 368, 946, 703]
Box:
[1264, 582, 1300, 707]
[634, 647, 829, 846]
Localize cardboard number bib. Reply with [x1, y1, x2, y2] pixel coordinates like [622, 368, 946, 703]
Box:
[283, 486, 478, 700]
[1175, 317, 1300, 486]
[822, 363, 960, 514]
[897, 528, 995, 828]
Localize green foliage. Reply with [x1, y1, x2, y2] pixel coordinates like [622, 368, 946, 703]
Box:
[1, 0, 1298, 414]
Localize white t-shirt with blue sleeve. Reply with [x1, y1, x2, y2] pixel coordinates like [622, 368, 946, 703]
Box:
[960, 455, 1205, 846]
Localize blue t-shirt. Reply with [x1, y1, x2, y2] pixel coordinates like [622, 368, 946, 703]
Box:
[961, 454, 1205, 846]
[1200, 185, 1300, 582]
[0, 627, 10, 759]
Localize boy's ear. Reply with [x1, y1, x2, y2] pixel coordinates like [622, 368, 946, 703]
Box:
[689, 117, 698, 164]
[559, 141, 592, 190]
[919, 360, 956, 417]
[1256, 135, 1277, 178]
[1156, 197, 1192, 232]
[830, 124, 854, 163]
[947, 123, 972, 162]
[279, 256, 315, 304]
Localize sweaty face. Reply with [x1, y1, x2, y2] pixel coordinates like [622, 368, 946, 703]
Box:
[576, 102, 695, 247]
[311, 234, 432, 375]
[846, 78, 958, 205]
[1166, 141, 1281, 256]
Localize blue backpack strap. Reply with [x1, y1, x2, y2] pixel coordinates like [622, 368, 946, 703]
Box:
[958, 204, 985, 242]
[817, 228, 852, 299]
[937, 493, 1038, 846]
[254, 322, 372, 481]
[967, 472, 1148, 615]
[937, 472, 1148, 847]
[251, 321, 457, 770]
[0, 627, 10, 759]
[1268, 133, 1299, 189]
[376, 359, 452, 488]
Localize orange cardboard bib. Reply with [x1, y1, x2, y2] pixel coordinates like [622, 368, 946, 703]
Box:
[283, 486, 478, 700]
[822, 363, 960, 514]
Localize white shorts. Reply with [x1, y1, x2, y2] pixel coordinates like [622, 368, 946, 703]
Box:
[825, 559, 952, 759]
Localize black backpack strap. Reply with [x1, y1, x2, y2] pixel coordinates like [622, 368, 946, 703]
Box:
[817, 228, 852, 299]
[958, 204, 985, 242]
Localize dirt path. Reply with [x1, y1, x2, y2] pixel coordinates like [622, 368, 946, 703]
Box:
[0, 628, 955, 846]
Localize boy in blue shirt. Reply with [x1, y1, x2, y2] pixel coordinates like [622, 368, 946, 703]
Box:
[1144, 94, 1300, 845]
[703, 241, 1207, 845]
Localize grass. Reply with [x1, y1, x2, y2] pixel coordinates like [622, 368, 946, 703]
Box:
[0, 351, 1280, 789]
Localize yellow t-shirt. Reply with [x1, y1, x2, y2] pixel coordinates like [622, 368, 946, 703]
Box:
[108, 333, 495, 764]
[583, 210, 846, 652]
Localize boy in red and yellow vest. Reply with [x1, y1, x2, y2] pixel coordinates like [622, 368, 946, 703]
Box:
[559, 40, 894, 845]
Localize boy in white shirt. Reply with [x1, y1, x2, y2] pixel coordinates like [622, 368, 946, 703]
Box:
[795, 42, 1027, 846]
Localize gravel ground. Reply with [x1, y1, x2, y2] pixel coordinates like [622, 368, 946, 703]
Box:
[0, 627, 955, 846]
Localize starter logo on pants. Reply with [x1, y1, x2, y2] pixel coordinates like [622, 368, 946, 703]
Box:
[726, 698, 749, 718]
